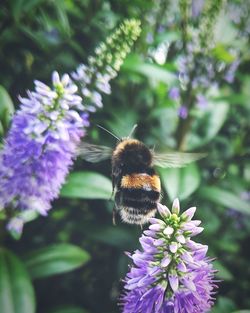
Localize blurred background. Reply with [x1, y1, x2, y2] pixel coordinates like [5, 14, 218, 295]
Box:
[0, 0, 250, 313]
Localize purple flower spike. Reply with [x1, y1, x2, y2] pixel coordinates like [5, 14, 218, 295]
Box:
[178, 105, 188, 119]
[0, 72, 88, 231]
[196, 94, 208, 109]
[192, 0, 205, 18]
[71, 19, 141, 112]
[224, 59, 240, 83]
[121, 199, 217, 313]
[168, 87, 180, 100]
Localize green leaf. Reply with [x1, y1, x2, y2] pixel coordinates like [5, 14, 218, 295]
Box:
[23, 244, 90, 279]
[212, 44, 235, 63]
[0, 121, 4, 138]
[55, 6, 71, 36]
[231, 311, 250, 313]
[155, 31, 180, 46]
[0, 85, 15, 130]
[22, 0, 47, 13]
[213, 260, 233, 281]
[159, 163, 201, 201]
[211, 296, 236, 313]
[48, 307, 89, 313]
[10, 0, 25, 22]
[122, 54, 175, 85]
[86, 226, 136, 248]
[106, 108, 138, 138]
[0, 248, 36, 313]
[61, 171, 112, 199]
[186, 100, 229, 149]
[19, 210, 39, 223]
[198, 186, 250, 215]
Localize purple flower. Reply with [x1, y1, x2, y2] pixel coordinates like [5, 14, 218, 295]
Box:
[224, 60, 240, 83]
[192, 0, 205, 18]
[6, 217, 24, 235]
[71, 64, 113, 112]
[146, 32, 154, 44]
[71, 19, 141, 112]
[157, 25, 165, 34]
[0, 72, 88, 230]
[121, 199, 217, 313]
[168, 87, 180, 101]
[178, 106, 188, 119]
[0, 19, 142, 234]
[241, 191, 250, 201]
[196, 94, 208, 109]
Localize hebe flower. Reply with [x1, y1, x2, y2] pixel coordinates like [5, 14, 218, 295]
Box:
[121, 199, 217, 313]
[178, 106, 188, 119]
[0, 72, 88, 230]
[71, 19, 141, 112]
[0, 19, 141, 233]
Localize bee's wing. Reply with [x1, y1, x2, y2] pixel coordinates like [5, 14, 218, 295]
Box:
[152, 151, 206, 168]
[77, 142, 113, 163]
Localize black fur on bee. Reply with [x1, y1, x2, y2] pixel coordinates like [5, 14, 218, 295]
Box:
[112, 139, 161, 225]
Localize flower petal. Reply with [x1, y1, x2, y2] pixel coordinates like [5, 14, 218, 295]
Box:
[149, 223, 164, 231]
[181, 206, 196, 221]
[163, 226, 174, 236]
[149, 218, 166, 226]
[169, 274, 179, 291]
[161, 256, 171, 267]
[169, 242, 178, 253]
[182, 278, 196, 292]
[176, 234, 186, 244]
[172, 198, 180, 214]
[157, 203, 171, 217]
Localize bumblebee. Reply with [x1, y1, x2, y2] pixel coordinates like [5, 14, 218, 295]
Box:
[78, 126, 205, 225]
[111, 138, 161, 224]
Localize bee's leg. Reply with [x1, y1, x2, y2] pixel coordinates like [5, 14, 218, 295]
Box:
[112, 202, 120, 225]
[112, 191, 121, 225]
[110, 175, 115, 200]
[112, 173, 118, 195]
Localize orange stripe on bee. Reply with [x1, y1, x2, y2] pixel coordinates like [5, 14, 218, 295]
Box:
[121, 174, 161, 192]
[113, 139, 140, 156]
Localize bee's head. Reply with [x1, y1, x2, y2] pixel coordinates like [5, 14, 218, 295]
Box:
[113, 139, 152, 169]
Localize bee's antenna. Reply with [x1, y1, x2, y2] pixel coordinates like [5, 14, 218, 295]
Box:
[128, 124, 138, 138]
[97, 124, 121, 141]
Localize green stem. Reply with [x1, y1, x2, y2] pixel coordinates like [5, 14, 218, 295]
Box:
[176, 56, 198, 150]
[0, 218, 7, 245]
[179, 0, 191, 52]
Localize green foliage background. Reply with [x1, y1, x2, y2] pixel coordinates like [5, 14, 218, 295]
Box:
[0, 0, 250, 313]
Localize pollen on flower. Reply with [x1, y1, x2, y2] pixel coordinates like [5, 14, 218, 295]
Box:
[121, 199, 218, 313]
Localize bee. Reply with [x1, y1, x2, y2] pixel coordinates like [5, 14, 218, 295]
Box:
[77, 125, 205, 226]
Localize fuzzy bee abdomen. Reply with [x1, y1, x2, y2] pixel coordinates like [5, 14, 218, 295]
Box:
[116, 173, 161, 225]
[121, 173, 161, 191]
